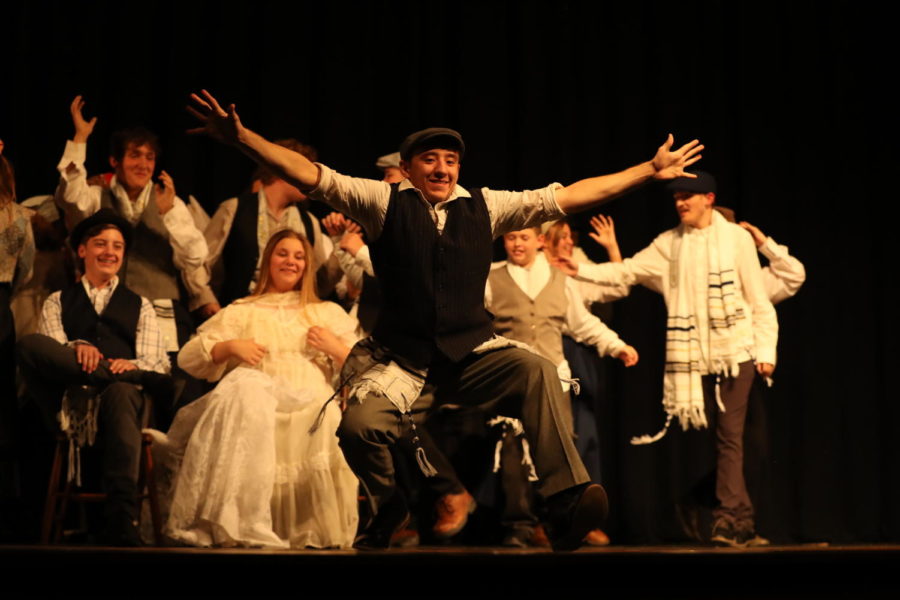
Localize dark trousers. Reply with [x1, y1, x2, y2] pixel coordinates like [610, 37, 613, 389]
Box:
[703, 360, 756, 529]
[17, 334, 144, 519]
[338, 346, 589, 513]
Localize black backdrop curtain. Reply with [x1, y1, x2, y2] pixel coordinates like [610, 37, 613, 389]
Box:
[3, 0, 894, 543]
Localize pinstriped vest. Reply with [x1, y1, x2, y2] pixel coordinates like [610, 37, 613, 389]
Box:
[369, 184, 493, 367]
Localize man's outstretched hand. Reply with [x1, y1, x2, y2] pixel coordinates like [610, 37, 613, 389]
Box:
[186, 90, 245, 145]
[651, 134, 703, 180]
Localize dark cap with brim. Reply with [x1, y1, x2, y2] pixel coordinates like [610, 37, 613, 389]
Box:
[399, 127, 465, 161]
[69, 208, 134, 252]
[664, 171, 717, 195]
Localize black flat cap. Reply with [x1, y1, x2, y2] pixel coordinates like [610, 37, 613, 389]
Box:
[399, 127, 465, 161]
[69, 208, 134, 252]
[664, 171, 717, 195]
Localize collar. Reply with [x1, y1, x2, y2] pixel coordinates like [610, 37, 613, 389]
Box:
[259, 187, 297, 221]
[81, 275, 120, 295]
[398, 178, 472, 206]
[506, 251, 550, 274]
[109, 175, 153, 205]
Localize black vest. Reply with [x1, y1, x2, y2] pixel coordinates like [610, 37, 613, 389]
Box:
[220, 192, 319, 306]
[60, 282, 142, 360]
[370, 185, 494, 367]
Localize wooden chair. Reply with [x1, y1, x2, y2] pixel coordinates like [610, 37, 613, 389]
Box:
[40, 391, 164, 545]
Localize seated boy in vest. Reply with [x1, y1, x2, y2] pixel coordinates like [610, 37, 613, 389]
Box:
[18, 209, 171, 546]
[55, 96, 207, 349]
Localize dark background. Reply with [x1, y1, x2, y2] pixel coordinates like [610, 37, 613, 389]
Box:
[3, 0, 894, 544]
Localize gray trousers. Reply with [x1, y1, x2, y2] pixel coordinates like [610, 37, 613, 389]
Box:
[703, 360, 756, 529]
[338, 346, 590, 513]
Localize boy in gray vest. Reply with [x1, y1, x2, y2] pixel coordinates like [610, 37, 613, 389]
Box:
[486, 226, 638, 545]
[55, 96, 207, 350]
[187, 89, 703, 550]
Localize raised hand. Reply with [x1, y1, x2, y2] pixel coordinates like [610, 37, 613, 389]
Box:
[617, 345, 639, 367]
[186, 89, 245, 145]
[739, 221, 766, 248]
[588, 214, 622, 262]
[651, 134, 703, 180]
[71, 96, 98, 144]
[339, 232, 365, 257]
[322, 212, 349, 237]
[154, 170, 176, 214]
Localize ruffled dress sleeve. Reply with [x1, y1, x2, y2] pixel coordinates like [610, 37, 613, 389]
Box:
[177, 301, 249, 382]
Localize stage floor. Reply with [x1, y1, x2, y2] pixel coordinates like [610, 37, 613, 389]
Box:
[2, 543, 899, 597]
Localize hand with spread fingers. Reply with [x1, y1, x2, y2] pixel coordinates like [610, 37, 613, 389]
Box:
[186, 89, 246, 145]
[71, 95, 98, 144]
[651, 134, 704, 180]
[588, 214, 622, 262]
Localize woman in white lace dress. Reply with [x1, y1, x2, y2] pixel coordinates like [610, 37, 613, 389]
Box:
[165, 229, 359, 548]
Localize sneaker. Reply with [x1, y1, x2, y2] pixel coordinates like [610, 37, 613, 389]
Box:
[742, 531, 771, 547]
[710, 518, 744, 548]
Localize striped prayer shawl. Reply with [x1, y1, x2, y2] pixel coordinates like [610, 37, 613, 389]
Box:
[632, 210, 745, 445]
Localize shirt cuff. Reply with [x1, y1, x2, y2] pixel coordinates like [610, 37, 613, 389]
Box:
[755, 347, 777, 366]
[543, 182, 567, 221]
[602, 339, 626, 359]
[758, 237, 781, 260]
[305, 163, 329, 200]
[58, 140, 87, 173]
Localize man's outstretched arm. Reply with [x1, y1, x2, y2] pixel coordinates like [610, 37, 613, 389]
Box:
[187, 90, 320, 191]
[555, 135, 703, 214]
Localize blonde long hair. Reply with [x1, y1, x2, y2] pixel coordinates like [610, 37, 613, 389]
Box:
[252, 229, 319, 305]
[543, 219, 573, 260]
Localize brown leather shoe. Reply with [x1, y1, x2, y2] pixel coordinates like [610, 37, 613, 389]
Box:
[584, 528, 610, 546]
[530, 524, 551, 548]
[433, 490, 476, 539]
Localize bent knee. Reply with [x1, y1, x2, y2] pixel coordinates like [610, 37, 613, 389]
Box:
[338, 394, 398, 443]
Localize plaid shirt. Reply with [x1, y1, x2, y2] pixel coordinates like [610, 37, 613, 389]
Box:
[38, 276, 171, 374]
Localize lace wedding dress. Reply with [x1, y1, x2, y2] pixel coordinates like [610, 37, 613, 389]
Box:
[164, 292, 359, 548]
